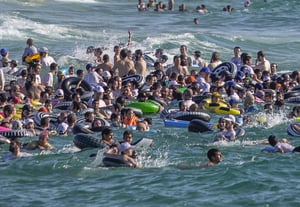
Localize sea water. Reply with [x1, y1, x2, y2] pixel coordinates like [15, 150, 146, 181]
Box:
[1, 0, 300, 206]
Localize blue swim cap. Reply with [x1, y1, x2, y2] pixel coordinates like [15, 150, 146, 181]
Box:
[0, 48, 8, 56]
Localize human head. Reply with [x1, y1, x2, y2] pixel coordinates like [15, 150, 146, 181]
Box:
[57, 122, 68, 135]
[101, 127, 113, 141]
[39, 131, 49, 143]
[123, 130, 133, 143]
[26, 38, 34, 46]
[55, 89, 64, 98]
[1, 48, 8, 57]
[9, 140, 21, 155]
[24, 118, 34, 129]
[207, 148, 222, 164]
[268, 135, 278, 147]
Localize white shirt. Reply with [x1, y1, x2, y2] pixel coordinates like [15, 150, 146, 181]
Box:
[41, 56, 56, 67]
[42, 72, 54, 87]
[84, 71, 102, 87]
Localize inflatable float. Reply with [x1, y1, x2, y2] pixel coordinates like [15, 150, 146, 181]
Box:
[211, 62, 237, 82]
[61, 77, 92, 100]
[122, 74, 145, 89]
[127, 100, 160, 113]
[164, 119, 190, 128]
[25, 53, 41, 63]
[102, 138, 153, 167]
[72, 118, 110, 134]
[215, 107, 240, 116]
[287, 123, 300, 137]
[188, 119, 214, 133]
[0, 129, 35, 139]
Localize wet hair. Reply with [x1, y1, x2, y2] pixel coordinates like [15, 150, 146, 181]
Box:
[101, 127, 113, 137]
[9, 140, 21, 154]
[67, 113, 77, 124]
[207, 148, 220, 161]
[143, 117, 152, 125]
[0, 93, 7, 103]
[123, 130, 133, 139]
[40, 117, 50, 128]
[268, 135, 278, 147]
[3, 104, 14, 116]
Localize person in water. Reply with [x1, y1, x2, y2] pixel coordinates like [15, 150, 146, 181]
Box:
[118, 142, 140, 168]
[2, 140, 32, 161]
[266, 135, 300, 153]
[24, 131, 54, 151]
[206, 148, 222, 166]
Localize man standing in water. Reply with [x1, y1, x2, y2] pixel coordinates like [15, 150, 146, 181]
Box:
[206, 148, 222, 166]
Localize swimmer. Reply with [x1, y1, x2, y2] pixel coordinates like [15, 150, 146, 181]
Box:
[2, 140, 32, 161]
[194, 18, 199, 25]
[266, 135, 300, 153]
[206, 148, 222, 166]
[244, 0, 251, 8]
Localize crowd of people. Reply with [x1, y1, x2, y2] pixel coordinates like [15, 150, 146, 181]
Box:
[0, 34, 299, 166]
[137, 0, 252, 12]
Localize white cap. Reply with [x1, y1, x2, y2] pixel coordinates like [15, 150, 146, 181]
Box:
[93, 85, 104, 93]
[24, 118, 34, 126]
[102, 71, 111, 78]
[57, 122, 68, 135]
[55, 89, 64, 97]
[39, 47, 48, 53]
[223, 115, 236, 123]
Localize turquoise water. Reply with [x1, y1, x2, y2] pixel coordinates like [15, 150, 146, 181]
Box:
[1, 0, 300, 206]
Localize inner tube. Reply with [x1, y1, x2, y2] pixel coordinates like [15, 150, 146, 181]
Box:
[173, 111, 211, 122]
[285, 97, 300, 104]
[292, 85, 300, 91]
[287, 124, 300, 137]
[262, 146, 277, 153]
[215, 107, 240, 115]
[61, 77, 92, 99]
[127, 100, 160, 113]
[0, 130, 35, 139]
[73, 133, 102, 149]
[188, 119, 214, 133]
[211, 62, 237, 82]
[25, 53, 41, 63]
[192, 95, 210, 104]
[164, 119, 190, 128]
[53, 101, 72, 110]
[143, 53, 155, 67]
[284, 91, 300, 100]
[122, 75, 145, 89]
[102, 153, 132, 167]
[34, 112, 58, 128]
[73, 118, 110, 134]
